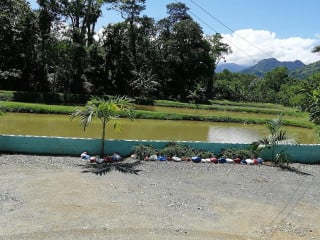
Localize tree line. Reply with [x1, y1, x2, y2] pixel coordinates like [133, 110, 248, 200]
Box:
[1, 0, 320, 123]
[0, 0, 229, 100]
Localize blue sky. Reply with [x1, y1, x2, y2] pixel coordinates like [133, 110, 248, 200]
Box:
[28, 0, 320, 65]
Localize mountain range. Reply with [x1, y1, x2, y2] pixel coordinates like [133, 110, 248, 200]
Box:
[216, 58, 320, 79]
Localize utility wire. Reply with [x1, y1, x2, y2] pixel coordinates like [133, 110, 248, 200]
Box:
[188, 9, 257, 62]
[187, 10, 219, 34]
[173, 0, 258, 63]
[187, 0, 275, 59]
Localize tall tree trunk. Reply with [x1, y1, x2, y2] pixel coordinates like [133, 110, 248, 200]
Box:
[100, 118, 106, 157]
[129, 16, 137, 68]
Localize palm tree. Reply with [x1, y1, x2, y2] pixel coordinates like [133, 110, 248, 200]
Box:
[258, 115, 293, 165]
[72, 96, 134, 157]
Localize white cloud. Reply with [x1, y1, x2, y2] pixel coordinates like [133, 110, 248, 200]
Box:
[94, 28, 105, 42]
[221, 29, 320, 66]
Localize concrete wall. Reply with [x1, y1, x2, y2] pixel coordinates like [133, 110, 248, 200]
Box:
[0, 134, 319, 164]
[258, 144, 320, 164]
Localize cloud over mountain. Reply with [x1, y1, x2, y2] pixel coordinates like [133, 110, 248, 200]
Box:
[221, 29, 320, 66]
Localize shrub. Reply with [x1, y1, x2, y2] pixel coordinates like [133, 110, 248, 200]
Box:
[0, 90, 90, 105]
[133, 142, 215, 160]
[219, 148, 257, 159]
[133, 145, 158, 160]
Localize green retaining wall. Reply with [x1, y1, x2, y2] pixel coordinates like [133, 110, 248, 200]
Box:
[0, 134, 249, 157]
[0, 135, 319, 164]
[258, 145, 320, 164]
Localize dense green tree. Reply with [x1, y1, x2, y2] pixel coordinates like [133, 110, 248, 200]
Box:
[35, 0, 60, 91]
[102, 22, 132, 95]
[47, 40, 74, 93]
[110, 0, 146, 67]
[214, 70, 256, 101]
[130, 66, 160, 100]
[309, 87, 320, 124]
[298, 73, 320, 123]
[165, 2, 191, 25]
[155, 2, 215, 100]
[207, 33, 232, 98]
[305, 53, 320, 123]
[0, 0, 40, 91]
[134, 16, 158, 70]
[129, 16, 160, 98]
[169, 19, 212, 99]
[36, 0, 117, 93]
[264, 66, 289, 92]
[247, 67, 290, 103]
[83, 43, 106, 94]
[278, 79, 304, 107]
[42, 0, 114, 45]
[207, 33, 231, 66]
[105, 1, 159, 98]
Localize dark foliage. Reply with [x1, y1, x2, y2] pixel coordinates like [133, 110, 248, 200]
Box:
[133, 142, 215, 160]
[219, 147, 258, 159]
[290, 60, 320, 80]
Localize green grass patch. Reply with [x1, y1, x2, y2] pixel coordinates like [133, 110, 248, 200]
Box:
[209, 99, 288, 109]
[154, 100, 306, 118]
[0, 101, 74, 114]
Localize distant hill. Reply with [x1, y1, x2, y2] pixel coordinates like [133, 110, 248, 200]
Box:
[240, 58, 305, 77]
[289, 60, 320, 79]
[215, 58, 320, 79]
[216, 63, 247, 73]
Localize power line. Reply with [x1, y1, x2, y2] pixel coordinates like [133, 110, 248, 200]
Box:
[187, 0, 275, 59]
[187, 9, 257, 62]
[187, 10, 219, 34]
[171, 0, 259, 63]
[170, 0, 260, 63]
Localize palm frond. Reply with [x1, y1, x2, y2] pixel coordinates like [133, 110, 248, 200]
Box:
[71, 95, 135, 157]
[259, 136, 271, 145]
[276, 130, 287, 141]
[71, 107, 95, 131]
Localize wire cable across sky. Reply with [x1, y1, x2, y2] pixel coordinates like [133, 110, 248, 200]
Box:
[187, 8, 258, 62]
[187, 0, 275, 60]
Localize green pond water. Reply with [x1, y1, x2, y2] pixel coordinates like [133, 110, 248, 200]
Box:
[0, 113, 317, 144]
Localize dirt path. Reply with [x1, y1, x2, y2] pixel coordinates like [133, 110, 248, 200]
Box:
[0, 155, 319, 239]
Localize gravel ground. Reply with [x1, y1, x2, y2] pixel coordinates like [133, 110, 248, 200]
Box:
[0, 154, 319, 240]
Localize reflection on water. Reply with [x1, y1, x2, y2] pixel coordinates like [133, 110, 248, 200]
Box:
[0, 113, 317, 144]
[208, 126, 265, 143]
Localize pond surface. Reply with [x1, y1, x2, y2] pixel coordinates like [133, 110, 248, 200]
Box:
[0, 113, 317, 144]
